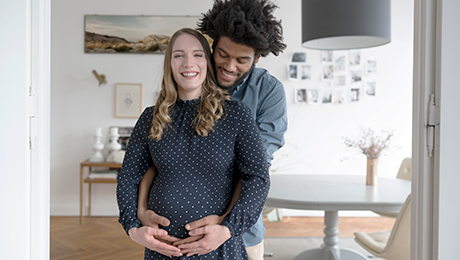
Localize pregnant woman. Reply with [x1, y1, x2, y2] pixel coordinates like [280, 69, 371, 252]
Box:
[116, 28, 270, 260]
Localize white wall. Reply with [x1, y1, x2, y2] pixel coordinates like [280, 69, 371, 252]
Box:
[438, 0, 460, 258]
[1, 1, 32, 259]
[50, 0, 414, 217]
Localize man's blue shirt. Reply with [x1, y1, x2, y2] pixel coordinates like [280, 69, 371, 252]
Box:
[230, 67, 288, 246]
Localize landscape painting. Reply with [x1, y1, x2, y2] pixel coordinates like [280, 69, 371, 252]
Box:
[85, 15, 203, 54]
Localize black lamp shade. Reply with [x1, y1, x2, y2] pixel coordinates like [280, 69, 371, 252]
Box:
[302, 0, 391, 50]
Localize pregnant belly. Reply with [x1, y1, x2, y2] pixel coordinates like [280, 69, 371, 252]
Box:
[148, 183, 230, 238]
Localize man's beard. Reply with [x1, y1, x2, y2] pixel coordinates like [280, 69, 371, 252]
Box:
[213, 60, 255, 94]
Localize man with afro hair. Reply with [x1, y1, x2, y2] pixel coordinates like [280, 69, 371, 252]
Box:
[137, 1, 287, 259]
[179, 1, 288, 259]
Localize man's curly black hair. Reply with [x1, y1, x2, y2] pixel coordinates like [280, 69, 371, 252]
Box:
[197, 0, 286, 57]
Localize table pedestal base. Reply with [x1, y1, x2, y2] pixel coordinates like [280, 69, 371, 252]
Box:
[293, 210, 368, 260]
[293, 247, 368, 260]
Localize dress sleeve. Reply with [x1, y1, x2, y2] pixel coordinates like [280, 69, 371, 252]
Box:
[116, 107, 153, 234]
[256, 80, 288, 165]
[222, 103, 270, 238]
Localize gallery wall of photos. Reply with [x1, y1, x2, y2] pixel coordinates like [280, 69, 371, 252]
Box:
[287, 50, 377, 105]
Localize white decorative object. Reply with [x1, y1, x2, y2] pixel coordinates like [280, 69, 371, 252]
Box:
[89, 127, 105, 162]
[106, 127, 122, 162]
[113, 150, 126, 164]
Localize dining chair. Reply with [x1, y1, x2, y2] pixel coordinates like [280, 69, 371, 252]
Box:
[373, 157, 411, 218]
[354, 194, 411, 260]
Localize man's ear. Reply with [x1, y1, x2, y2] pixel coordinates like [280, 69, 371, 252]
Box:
[254, 54, 261, 64]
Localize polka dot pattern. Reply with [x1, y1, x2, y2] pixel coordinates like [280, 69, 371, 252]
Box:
[117, 99, 270, 260]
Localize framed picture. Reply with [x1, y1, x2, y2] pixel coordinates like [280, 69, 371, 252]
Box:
[348, 86, 362, 102]
[321, 89, 333, 104]
[322, 64, 334, 81]
[287, 64, 298, 81]
[366, 59, 378, 74]
[306, 88, 320, 105]
[334, 54, 346, 72]
[333, 74, 346, 86]
[115, 83, 143, 118]
[295, 88, 308, 103]
[350, 69, 363, 83]
[349, 50, 361, 66]
[321, 51, 333, 62]
[84, 15, 202, 54]
[291, 52, 307, 63]
[299, 64, 312, 80]
[332, 88, 347, 104]
[364, 81, 377, 97]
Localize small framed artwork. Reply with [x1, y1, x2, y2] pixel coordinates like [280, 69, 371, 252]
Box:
[300, 64, 312, 80]
[295, 88, 308, 103]
[287, 64, 298, 81]
[291, 52, 307, 63]
[348, 86, 362, 102]
[349, 50, 361, 66]
[332, 88, 347, 104]
[322, 51, 333, 62]
[321, 89, 333, 104]
[322, 64, 333, 81]
[366, 59, 378, 74]
[350, 69, 363, 83]
[333, 74, 346, 86]
[364, 81, 377, 97]
[334, 54, 346, 72]
[115, 83, 143, 118]
[306, 88, 320, 105]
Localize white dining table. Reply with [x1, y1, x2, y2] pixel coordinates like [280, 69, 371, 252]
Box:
[265, 174, 411, 260]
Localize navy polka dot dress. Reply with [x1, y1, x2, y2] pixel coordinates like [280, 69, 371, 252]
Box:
[117, 99, 270, 260]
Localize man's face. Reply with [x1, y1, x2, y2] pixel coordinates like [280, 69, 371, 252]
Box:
[213, 37, 260, 88]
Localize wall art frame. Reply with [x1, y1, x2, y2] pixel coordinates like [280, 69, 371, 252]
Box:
[85, 15, 202, 54]
[115, 83, 143, 118]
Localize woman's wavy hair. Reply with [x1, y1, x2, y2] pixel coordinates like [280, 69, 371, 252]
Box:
[150, 28, 230, 140]
[198, 0, 286, 57]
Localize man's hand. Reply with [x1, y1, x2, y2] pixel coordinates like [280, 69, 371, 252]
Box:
[138, 209, 170, 228]
[172, 214, 224, 247]
[175, 225, 232, 257]
[128, 226, 182, 257]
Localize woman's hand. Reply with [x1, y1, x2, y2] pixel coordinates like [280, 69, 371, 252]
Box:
[128, 226, 182, 257]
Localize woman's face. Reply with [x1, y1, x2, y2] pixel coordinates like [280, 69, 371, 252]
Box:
[171, 33, 207, 100]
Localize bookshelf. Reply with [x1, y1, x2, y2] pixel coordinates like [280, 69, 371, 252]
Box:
[80, 159, 122, 224]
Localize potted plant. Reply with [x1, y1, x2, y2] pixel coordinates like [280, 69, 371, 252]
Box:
[343, 127, 394, 185]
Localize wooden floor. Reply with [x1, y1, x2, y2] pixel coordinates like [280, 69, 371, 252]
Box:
[50, 216, 395, 259]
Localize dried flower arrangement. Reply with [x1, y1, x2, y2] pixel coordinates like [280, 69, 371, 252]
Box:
[343, 127, 394, 159]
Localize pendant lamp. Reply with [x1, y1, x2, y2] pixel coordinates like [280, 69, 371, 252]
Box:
[301, 0, 391, 50]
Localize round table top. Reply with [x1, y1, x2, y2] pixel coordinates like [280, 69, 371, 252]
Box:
[265, 174, 411, 212]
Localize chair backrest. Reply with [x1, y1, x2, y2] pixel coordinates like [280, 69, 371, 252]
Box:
[396, 158, 412, 181]
[382, 194, 411, 260]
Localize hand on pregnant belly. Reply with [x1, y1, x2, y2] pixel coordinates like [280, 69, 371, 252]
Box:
[128, 226, 182, 257]
[174, 220, 232, 257]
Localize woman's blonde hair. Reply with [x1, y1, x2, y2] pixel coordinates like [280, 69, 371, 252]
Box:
[150, 28, 230, 140]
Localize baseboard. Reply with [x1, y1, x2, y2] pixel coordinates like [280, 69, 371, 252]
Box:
[50, 203, 118, 216]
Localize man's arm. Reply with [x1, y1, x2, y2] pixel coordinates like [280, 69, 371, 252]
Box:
[256, 79, 288, 165]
